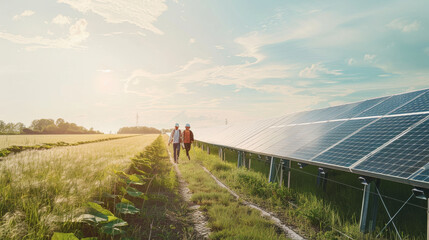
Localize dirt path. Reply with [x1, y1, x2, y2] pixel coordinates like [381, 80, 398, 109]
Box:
[167, 148, 211, 239]
[199, 164, 305, 240]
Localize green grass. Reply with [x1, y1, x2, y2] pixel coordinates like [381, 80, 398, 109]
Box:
[173, 141, 289, 240]
[0, 134, 157, 239]
[0, 134, 137, 149]
[194, 143, 427, 239]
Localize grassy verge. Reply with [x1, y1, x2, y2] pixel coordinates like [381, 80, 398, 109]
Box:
[188, 145, 362, 239]
[0, 135, 157, 239]
[0, 135, 139, 159]
[116, 135, 196, 239]
[170, 140, 290, 240]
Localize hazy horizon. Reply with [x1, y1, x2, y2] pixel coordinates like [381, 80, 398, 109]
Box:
[2, 0, 429, 133]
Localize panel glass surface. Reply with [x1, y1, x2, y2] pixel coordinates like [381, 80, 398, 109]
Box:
[290, 102, 358, 124]
[289, 119, 374, 160]
[261, 121, 342, 156]
[412, 169, 429, 183]
[354, 115, 429, 178]
[332, 97, 388, 119]
[312, 114, 427, 167]
[356, 89, 427, 117]
[391, 90, 429, 114]
[236, 113, 298, 150]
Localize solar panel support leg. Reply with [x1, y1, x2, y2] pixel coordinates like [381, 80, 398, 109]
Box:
[237, 151, 242, 168]
[223, 149, 226, 162]
[207, 145, 210, 154]
[359, 182, 371, 233]
[287, 160, 291, 189]
[359, 179, 379, 233]
[279, 160, 284, 187]
[248, 157, 251, 169]
[269, 157, 275, 183]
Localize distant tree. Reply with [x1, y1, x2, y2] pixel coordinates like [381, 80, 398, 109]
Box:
[117, 126, 161, 134]
[14, 122, 25, 134]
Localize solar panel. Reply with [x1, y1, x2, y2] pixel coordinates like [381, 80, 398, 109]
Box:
[259, 121, 342, 156]
[312, 114, 428, 167]
[354, 115, 429, 178]
[194, 88, 429, 187]
[332, 96, 388, 119]
[289, 119, 374, 160]
[411, 168, 429, 183]
[356, 89, 427, 117]
[288, 102, 358, 124]
[391, 90, 429, 114]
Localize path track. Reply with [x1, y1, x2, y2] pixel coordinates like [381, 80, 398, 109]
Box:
[167, 148, 211, 239]
[199, 164, 305, 240]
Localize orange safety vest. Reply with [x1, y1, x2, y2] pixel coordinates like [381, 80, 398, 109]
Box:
[183, 130, 192, 143]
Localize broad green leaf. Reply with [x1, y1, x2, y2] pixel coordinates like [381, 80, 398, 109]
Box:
[120, 197, 134, 205]
[51, 232, 79, 240]
[100, 219, 127, 235]
[102, 192, 117, 199]
[78, 214, 106, 224]
[116, 202, 140, 214]
[126, 187, 144, 198]
[81, 238, 97, 240]
[87, 202, 114, 217]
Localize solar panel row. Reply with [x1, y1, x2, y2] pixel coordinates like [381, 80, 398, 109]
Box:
[194, 88, 429, 188]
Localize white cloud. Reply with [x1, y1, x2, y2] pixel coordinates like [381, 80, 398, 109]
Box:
[52, 14, 71, 25]
[13, 10, 35, 20]
[0, 19, 89, 50]
[215, 45, 224, 50]
[364, 54, 376, 63]
[58, 0, 167, 34]
[387, 18, 420, 32]
[347, 58, 356, 65]
[299, 63, 342, 78]
[189, 38, 195, 44]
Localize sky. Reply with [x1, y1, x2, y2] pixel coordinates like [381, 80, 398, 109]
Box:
[1, 0, 429, 133]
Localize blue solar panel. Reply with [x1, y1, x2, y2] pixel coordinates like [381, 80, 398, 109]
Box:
[411, 169, 429, 183]
[356, 89, 427, 117]
[289, 119, 374, 160]
[391, 90, 429, 114]
[312, 114, 428, 167]
[289, 103, 358, 124]
[354, 115, 429, 179]
[259, 122, 342, 156]
[332, 97, 388, 119]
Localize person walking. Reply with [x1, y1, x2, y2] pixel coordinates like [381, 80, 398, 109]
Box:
[182, 123, 194, 160]
[168, 123, 182, 163]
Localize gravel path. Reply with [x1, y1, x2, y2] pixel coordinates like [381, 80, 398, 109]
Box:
[199, 165, 305, 240]
[167, 149, 211, 239]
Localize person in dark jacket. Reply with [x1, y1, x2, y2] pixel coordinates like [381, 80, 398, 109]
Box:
[182, 123, 194, 160]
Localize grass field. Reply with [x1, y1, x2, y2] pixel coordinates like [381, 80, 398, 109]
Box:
[0, 134, 157, 239]
[0, 134, 137, 149]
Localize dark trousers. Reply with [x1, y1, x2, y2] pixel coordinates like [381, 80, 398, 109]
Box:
[184, 143, 191, 159]
[173, 143, 180, 163]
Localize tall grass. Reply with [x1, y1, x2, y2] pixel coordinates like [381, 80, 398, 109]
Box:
[0, 134, 157, 239]
[0, 134, 137, 149]
[173, 142, 289, 240]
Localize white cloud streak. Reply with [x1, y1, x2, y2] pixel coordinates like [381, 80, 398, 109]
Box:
[52, 14, 71, 25]
[13, 10, 35, 20]
[299, 63, 342, 78]
[0, 19, 89, 50]
[58, 0, 167, 34]
[387, 18, 420, 32]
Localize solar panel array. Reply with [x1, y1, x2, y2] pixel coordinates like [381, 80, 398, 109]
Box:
[194, 88, 429, 188]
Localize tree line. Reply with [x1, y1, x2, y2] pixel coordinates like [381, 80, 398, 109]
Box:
[117, 126, 161, 134]
[0, 118, 102, 135]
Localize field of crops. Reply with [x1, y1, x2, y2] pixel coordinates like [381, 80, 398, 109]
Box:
[0, 134, 157, 239]
[0, 134, 137, 149]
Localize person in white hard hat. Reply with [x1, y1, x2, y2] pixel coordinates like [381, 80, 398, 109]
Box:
[182, 123, 194, 160]
[168, 123, 183, 163]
